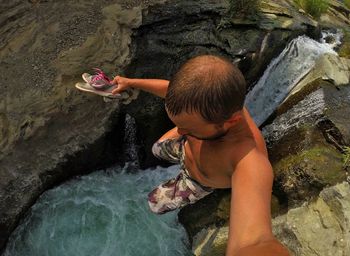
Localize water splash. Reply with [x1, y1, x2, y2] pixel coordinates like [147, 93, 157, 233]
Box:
[123, 114, 139, 171]
[320, 29, 343, 49]
[4, 165, 192, 256]
[245, 34, 339, 127]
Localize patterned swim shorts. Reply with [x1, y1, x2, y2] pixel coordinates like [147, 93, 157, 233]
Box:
[148, 136, 214, 214]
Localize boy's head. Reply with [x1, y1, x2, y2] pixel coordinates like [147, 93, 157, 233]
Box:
[165, 55, 246, 124]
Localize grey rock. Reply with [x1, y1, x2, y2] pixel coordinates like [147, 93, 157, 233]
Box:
[0, 1, 144, 251]
[262, 83, 350, 206]
[192, 182, 350, 256]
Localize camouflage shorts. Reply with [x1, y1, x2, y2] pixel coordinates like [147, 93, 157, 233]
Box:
[148, 136, 214, 214]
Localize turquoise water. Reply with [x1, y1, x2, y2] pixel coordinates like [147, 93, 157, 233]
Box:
[4, 165, 192, 256]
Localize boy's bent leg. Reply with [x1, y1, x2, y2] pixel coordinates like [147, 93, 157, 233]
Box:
[148, 169, 214, 214]
[151, 136, 185, 164]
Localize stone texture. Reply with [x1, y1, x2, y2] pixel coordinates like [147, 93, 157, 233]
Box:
[126, 0, 311, 91]
[277, 53, 350, 116]
[0, 0, 151, 251]
[263, 83, 350, 207]
[192, 182, 350, 256]
[179, 189, 231, 241]
[273, 182, 350, 256]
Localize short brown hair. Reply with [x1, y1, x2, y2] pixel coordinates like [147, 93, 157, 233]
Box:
[165, 55, 246, 123]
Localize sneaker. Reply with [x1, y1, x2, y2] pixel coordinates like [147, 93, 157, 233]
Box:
[75, 82, 121, 98]
[82, 68, 115, 90]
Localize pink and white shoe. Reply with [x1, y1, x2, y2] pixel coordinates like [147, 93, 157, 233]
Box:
[82, 68, 116, 91]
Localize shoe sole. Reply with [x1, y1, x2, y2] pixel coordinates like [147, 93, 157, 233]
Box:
[82, 73, 92, 84]
[75, 82, 121, 98]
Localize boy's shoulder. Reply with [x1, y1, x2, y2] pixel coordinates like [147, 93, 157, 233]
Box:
[228, 137, 259, 168]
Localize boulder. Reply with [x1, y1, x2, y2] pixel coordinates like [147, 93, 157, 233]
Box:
[277, 53, 350, 116]
[273, 182, 350, 256]
[263, 83, 350, 207]
[179, 189, 231, 242]
[192, 182, 350, 256]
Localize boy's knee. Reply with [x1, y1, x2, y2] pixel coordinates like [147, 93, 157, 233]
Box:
[151, 141, 162, 158]
[147, 188, 173, 215]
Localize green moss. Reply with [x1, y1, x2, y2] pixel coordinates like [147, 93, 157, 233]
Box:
[345, 0, 350, 9]
[342, 146, 350, 168]
[339, 29, 350, 58]
[294, 0, 329, 19]
[274, 145, 345, 183]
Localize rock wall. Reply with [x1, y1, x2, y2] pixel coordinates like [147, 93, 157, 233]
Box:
[0, 0, 159, 251]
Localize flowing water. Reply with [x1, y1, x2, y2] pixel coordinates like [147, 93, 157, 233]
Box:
[245, 31, 341, 126]
[4, 165, 192, 256]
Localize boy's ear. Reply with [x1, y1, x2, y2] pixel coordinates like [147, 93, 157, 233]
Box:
[225, 111, 243, 125]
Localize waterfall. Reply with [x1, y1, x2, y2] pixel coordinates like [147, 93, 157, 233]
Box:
[123, 114, 140, 171]
[244, 31, 342, 127]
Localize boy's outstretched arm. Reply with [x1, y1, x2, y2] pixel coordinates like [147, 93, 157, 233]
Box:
[111, 76, 169, 98]
[112, 77, 181, 141]
[226, 148, 290, 256]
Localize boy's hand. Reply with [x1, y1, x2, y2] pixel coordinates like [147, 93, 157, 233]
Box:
[111, 76, 131, 95]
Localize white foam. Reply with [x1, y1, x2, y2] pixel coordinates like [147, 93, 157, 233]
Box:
[245, 35, 338, 126]
[4, 165, 192, 256]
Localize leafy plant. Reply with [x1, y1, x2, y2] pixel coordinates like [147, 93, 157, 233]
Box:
[228, 0, 260, 17]
[294, 0, 330, 19]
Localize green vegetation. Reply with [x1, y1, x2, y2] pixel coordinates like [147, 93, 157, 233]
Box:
[342, 146, 350, 168]
[228, 0, 260, 17]
[273, 145, 346, 183]
[345, 0, 350, 9]
[339, 29, 350, 58]
[294, 0, 329, 19]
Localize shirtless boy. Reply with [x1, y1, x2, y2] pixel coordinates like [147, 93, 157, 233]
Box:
[111, 55, 290, 256]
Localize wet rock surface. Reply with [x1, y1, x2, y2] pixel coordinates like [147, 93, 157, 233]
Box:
[263, 83, 350, 208]
[277, 53, 350, 117]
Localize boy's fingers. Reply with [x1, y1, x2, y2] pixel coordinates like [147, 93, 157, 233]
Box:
[112, 87, 120, 95]
[111, 76, 120, 85]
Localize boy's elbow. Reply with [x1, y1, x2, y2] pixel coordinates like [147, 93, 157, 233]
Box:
[226, 238, 290, 256]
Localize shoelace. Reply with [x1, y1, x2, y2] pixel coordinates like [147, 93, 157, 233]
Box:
[91, 68, 112, 84]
